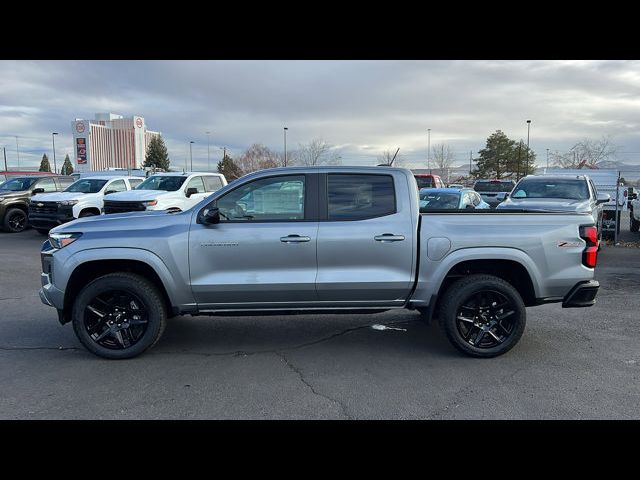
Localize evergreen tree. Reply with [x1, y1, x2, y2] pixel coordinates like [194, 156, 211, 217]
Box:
[38, 154, 52, 172]
[143, 136, 170, 171]
[473, 130, 536, 179]
[217, 154, 243, 181]
[60, 154, 74, 175]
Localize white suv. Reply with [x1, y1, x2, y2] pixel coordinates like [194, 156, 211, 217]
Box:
[103, 172, 227, 214]
[28, 176, 142, 234]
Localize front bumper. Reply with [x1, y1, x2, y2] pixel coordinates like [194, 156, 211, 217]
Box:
[562, 280, 600, 308]
[29, 210, 75, 229]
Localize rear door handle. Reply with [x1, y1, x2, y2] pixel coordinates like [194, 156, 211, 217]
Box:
[280, 234, 311, 243]
[374, 234, 405, 242]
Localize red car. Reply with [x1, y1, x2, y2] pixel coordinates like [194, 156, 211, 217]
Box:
[0, 170, 59, 184]
[413, 173, 445, 189]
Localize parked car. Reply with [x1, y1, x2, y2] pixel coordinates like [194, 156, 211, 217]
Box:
[102, 172, 227, 214]
[419, 188, 490, 210]
[497, 175, 610, 239]
[473, 179, 516, 208]
[0, 170, 59, 184]
[413, 173, 445, 189]
[446, 183, 465, 189]
[28, 176, 144, 235]
[0, 175, 75, 232]
[39, 166, 600, 360]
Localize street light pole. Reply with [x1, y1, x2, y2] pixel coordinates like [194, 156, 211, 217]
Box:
[206, 131, 211, 172]
[526, 120, 531, 176]
[427, 128, 431, 173]
[3, 146, 7, 171]
[15, 136, 20, 170]
[546, 148, 549, 171]
[189, 141, 194, 171]
[52, 132, 59, 174]
[283, 127, 288, 166]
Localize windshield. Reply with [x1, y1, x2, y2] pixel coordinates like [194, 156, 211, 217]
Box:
[415, 177, 435, 189]
[0, 177, 38, 191]
[474, 181, 515, 193]
[65, 179, 108, 194]
[419, 192, 460, 209]
[511, 179, 589, 200]
[135, 175, 187, 192]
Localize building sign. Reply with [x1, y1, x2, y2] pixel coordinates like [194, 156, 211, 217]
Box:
[76, 122, 85, 133]
[135, 117, 143, 128]
[76, 138, 87, 164]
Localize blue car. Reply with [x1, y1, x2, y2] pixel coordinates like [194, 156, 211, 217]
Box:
[419, 187, 491, 210]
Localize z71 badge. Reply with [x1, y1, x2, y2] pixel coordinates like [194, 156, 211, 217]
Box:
[557, 241, 581, 247]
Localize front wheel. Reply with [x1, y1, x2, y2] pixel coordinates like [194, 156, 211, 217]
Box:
[71, 273, 167, 359]
[439, 274, 526, 358]
[3, 208, 28, 232]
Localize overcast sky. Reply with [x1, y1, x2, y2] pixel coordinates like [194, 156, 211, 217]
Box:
[1, 60, 640, 172]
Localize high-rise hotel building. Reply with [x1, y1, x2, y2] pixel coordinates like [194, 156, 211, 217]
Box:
[71, 113, 161, 171]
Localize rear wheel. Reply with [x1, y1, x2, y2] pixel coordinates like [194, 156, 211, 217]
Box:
[79, 210, 97, 218]
[71, 273, 167, 359]
[3, 208, 28, 233]
[439, 274, 526, 358]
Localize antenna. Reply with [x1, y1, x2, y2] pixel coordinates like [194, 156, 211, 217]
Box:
[388, 147, 400, 166]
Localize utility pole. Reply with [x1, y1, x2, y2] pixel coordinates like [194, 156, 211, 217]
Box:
[189, 141, 194, 171]
[469, 150, 472, 176]
[546, 148, 549, 171]
[3, 146, 7, 171]
[52, 132, 59, 174]
[15, 136, 20, 170]
[427, 129, 431, 173]
[206, 131, 211, 172]
[283, 127, 288, 167]
[517, 142, 522, 181]
[525, 120, 531, 176]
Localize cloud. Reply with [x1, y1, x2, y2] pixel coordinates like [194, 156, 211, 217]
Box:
[1, 60, 640, 172]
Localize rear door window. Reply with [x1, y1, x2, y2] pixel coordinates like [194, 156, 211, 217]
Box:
[106, 179, 127, 193]
[186, 176, 206, 194]
[327, 174, 395, 220]
[35, 177, 57, 193]
[203, 175, 224, 192]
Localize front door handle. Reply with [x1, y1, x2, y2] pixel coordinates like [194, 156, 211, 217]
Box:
[280, 234, 311, 243]
[374, 233, 405, 242]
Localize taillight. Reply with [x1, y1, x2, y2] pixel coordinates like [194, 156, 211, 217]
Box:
[579, 225, 598, 268]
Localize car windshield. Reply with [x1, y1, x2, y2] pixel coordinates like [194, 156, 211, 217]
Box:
[474, 181, 515, 193]
[511, 179, 589, 200]
[135, 175, 187, 192]
[419, 192, 460, 209]
[65, 179, 108, 194]
[415, 177, 435, 188]
[0, 177, 38, 191]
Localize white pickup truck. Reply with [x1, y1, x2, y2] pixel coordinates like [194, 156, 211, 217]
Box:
[28, 176, 143, 234]
[102, 172, 227, 214]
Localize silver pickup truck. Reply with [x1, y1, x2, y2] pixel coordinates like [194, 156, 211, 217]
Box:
[39, 166, 600, 359]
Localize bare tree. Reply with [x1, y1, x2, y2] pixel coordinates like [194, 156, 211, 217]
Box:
[295, 138, 341, 166]
[377, 149, 402, 166]
[235, 144, 280, 175]
[431, 143, 456, 183]
[551, 136, 618, 168]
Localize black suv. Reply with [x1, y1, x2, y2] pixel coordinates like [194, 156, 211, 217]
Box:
[0, 175, 75, 232]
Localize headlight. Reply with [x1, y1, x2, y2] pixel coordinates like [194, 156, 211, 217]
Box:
[49, 232, 82, 249]
[57, 200, 78, 206]
[142, 200, 158, 206]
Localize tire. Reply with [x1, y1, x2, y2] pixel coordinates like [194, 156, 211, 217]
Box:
[71, 273, 167, 359]
[631, 210, 639, 233]
[438, 274, 526, 358]
[2, 208, 28, 233]
[79, 211, 97, 218]
[35, 228, 50, 236]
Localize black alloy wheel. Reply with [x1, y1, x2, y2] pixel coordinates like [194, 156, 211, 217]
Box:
[4, 209, 27, 232]
[83, 290, 149, 350]
[455, 290, 516, 349]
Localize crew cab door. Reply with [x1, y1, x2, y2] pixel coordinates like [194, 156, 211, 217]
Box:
[316, 173, 415, 306]
[189, 173, 319, 308]
[184, 176, 210, 209]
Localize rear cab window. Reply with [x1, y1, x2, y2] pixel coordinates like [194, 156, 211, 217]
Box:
[326, 174, 396, 220]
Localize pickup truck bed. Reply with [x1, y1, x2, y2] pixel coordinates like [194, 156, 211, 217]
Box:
[38, 166, 600, 359]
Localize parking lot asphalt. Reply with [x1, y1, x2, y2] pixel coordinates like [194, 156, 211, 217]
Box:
[1, 216, 639, 419]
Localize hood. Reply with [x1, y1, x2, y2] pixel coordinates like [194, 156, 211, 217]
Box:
[31, 191, 92, 202]
[103, 189, 173, 201]
[497, 197, 591, 213]
[0, 190, 27, 199]
[50, 208, 185, 235]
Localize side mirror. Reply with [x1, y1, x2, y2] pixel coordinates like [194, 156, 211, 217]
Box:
[32, 188, 45, 195]
[104, 190, 117, 195]
[596, 193, 611, 205]
[186, 187, 198, 198]
[199, 206, 220, 225]
[503, 192, 509, 199]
